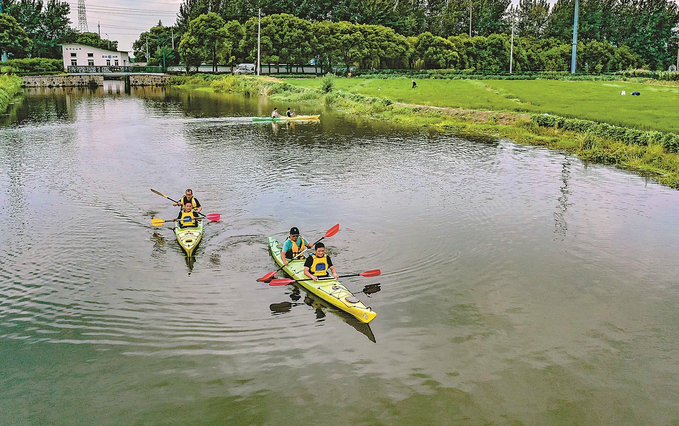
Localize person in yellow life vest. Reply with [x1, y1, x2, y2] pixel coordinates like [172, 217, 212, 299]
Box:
[172, 202, 201, 228]
[304, 242, 339, 281]
[281, 227, 313, 266]
[172, 189, 202, 213]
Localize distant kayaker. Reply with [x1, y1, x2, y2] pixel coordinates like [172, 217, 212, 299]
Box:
[286, 107, 295, 117]
[172, 202, 201, 228]
[173, 189, 202, 213]
[281, 227, 313, 265]
[304, 242, 339, 281]
[272, 108, 280, 117]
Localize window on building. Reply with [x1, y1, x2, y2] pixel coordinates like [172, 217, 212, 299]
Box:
[71, 59, 77, 66]
[70, 53, 77, 57]
[88, 59, 94, 66]
[88, 52, 94, 57]
[114, 60, 119, 66]
[106, 59, 111, 66]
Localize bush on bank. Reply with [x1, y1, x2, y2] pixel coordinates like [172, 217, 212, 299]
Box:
[532, 114, 679, 153]
[1, 58, 64, 75]
[0, 74, 23, 113]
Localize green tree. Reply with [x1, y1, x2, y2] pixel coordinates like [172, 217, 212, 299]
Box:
[34, 0, 74, 58]
[415, 32, 458, 69]
[516, 0, 551, 39]
[179, 13, 226, 72]
[133, 24, 180, 65]
[75, 32, 117, 51]
[217, 20, 244, 70]
[0, 13, 32, 58]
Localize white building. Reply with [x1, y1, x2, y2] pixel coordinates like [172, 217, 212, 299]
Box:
[62, 43, 131, 69]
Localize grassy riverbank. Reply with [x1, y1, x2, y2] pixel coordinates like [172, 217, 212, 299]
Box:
[171, 74, 679, 189]
[0, 74, 23, 114]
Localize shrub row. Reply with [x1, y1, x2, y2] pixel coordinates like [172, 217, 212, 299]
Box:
[532, 114, 679, 153]
[351, 69, 678, 82]
[1, 58, 64, 75]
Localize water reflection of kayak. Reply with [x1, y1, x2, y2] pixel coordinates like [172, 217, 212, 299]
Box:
[252, 115, 320, 122]
[269, 284, 377, 343]
[267, 237, 377, 324]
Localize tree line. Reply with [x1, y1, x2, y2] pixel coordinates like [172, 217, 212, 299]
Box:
[1, 0, 678, 73]
[139, 12, 641, 74]
[169, 0, 679, 70]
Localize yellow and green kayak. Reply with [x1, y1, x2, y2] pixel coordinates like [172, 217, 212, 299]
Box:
[174, 220, 203, 257]
[252, 115, 320, 122]
[267, 237, 377, 323]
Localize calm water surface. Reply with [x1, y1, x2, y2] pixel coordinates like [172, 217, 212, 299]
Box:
[2, 86, 679, 425]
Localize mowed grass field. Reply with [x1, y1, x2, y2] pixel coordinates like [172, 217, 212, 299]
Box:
[284, 77, 679, 134]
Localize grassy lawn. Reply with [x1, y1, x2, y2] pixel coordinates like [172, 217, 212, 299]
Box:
[283, 77, 679, 134]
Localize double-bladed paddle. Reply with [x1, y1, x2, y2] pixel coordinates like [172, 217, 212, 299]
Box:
[268, 269, 381, 286]
[256, 223, 340, 282]
[150, 188, 220, 222]
[151, 214, 220, 227]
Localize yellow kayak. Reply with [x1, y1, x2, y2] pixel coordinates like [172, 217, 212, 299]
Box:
[174, 220, 203, 257]
[267, 237, 377, 323]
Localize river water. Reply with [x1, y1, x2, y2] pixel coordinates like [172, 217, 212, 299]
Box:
[2, 84, 679, 425]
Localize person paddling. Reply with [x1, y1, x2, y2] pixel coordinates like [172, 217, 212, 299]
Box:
[281, 227, 313, 266]
[172, 202, 202, 228]
[304, 242, 339, 281]
[272, 107, 280, 118]
[173, 189, 202, 214]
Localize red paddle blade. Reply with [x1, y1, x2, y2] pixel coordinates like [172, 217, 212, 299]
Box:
[269, 278, 296, 286]
[359, 269, 381, 277]
[257, 271, 277, 282]
[205, 213, 220, 221]
[324, 223, 340, 238]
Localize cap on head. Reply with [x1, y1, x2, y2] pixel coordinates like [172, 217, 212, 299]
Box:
[290, 227, 300, 236]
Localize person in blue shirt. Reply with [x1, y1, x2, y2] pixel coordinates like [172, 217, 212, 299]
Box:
[281, 227, 313, 266]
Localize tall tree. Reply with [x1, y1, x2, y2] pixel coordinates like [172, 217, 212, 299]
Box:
[516, 0, 550, 39]
[0, 13, 32, 58]
[133, 24, 180, 65]
[179, 12, 225, 72]
[34, 0, 74, 58]
[613, 0, 679, 70]
[75, 32, 117, 51]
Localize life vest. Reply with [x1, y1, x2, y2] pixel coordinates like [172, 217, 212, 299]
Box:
[179, 211, 197, 227]
[309, 254, 329, 276]
[286, 236, 307, 259]
[181, 196, 198, 209]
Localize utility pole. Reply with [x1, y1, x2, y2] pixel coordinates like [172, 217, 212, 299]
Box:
[97, 21, 100, 36]
[469, 0, 472, 37]
[508, 5, 518, 74]
[571, 0, 579, 74]
[510, 20, 515, 73]
[257, 8, 261, 76]
[146, 36, 149, 63]
[171, 28, 175, 50]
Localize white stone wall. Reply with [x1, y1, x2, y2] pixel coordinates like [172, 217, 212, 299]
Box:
[22, 75, 104, 87]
